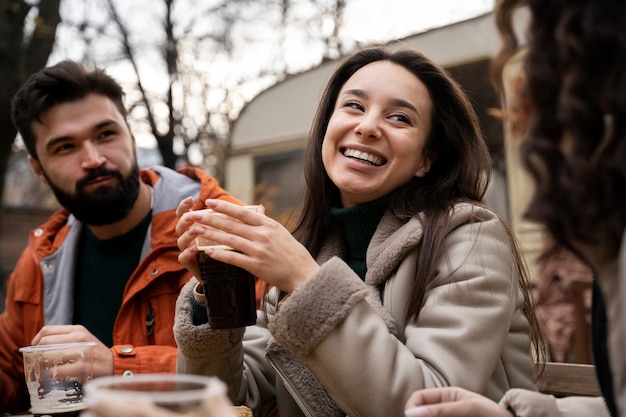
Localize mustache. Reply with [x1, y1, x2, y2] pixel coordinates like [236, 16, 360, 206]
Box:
[76, 167, 123, 189]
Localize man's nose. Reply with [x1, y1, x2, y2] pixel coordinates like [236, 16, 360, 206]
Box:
[80, 141, 106, 168]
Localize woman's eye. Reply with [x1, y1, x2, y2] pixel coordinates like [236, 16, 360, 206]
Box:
[343, 101, 364, 111]
[390, 114, 412, 125]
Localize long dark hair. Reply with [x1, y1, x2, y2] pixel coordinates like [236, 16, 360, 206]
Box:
[295, 47, 491, 253]
[292, 47, 542, 357]
[492, 0, 626, 259]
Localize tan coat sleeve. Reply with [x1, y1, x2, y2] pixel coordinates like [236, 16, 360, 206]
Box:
[173, 278, 277, 417]
[500, 389, 610, 417]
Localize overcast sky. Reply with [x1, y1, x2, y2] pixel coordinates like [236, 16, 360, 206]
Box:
[56, 0, 497, 150]
[343, 0, 495, 43]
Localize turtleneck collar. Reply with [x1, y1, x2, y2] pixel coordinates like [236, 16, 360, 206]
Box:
[330, 194, 392, 280]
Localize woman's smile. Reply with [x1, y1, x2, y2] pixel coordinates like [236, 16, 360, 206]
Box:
[341, 147, 386, 166]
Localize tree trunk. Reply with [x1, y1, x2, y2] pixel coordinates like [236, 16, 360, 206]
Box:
[0, 0, 61, 206]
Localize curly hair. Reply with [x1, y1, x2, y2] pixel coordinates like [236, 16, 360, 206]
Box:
[492, 0, 626, 259]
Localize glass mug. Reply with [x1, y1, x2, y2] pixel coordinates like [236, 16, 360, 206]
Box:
[195, 205, 261, 329]
[84, 373, 231, 414]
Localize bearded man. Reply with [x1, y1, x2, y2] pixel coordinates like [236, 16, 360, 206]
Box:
[1, 60, 242, 413]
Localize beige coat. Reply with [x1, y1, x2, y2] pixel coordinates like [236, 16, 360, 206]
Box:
[174, 202, 537, 417]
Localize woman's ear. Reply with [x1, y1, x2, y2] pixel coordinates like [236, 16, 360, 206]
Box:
[414, 154, 434, 178]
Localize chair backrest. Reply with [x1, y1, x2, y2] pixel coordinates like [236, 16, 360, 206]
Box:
[536, 362, 601, 397]
[562, 279, 593, 363]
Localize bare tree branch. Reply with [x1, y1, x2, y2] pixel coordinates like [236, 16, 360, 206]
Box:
[53, 0, 353, 181]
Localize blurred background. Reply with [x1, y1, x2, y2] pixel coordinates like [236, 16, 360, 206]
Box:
[1, 0, 493, 208]
[0, 0, 495, 272]
[2, 0, 595, 365]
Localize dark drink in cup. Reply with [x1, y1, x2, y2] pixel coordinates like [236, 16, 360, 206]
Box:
[197, 251, 257, 329]
[194, 205, 261, 329]
[33, 411, 82, 417]
[84, 374, 229, 413]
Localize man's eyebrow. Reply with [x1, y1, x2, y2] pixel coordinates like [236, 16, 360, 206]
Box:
[342, 89, 420, 115]
[44, 135, 71, 152]
[94, 119, 121, 130]
[44, 119, 121, 152]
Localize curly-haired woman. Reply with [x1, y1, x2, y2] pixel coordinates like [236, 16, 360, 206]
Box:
[404, 1, 626, 416]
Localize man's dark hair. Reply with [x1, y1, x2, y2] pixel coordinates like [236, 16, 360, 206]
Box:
[11, 60, 127, 160]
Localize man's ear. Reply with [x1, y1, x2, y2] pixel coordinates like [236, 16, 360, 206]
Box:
[28, 156, 49, 186]
[126, 121, 137, 146]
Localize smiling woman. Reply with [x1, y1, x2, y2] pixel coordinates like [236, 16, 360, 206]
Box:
[172, 46, 542, 417]
[321, 60, 433, 207]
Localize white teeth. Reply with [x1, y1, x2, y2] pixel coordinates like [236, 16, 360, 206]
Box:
[343, 149, 384, 166]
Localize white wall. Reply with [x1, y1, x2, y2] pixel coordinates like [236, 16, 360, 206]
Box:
[229, 13, 499, 153]
[226, 13, 501, 200]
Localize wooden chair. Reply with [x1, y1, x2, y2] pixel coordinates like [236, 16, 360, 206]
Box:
[562, 279, 593, 364]
[536, 361, 601, 397]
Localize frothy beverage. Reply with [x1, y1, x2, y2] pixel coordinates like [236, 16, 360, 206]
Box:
[20, 342, 96, 417]
[27, 377, 85, 416]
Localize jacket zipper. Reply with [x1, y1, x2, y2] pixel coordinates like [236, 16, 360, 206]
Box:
[266, 351, 316, 417]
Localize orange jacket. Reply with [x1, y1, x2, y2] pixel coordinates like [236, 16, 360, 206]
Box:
[0, 166, 242, 413]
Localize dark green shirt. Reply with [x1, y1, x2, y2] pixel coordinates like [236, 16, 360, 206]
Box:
[73, 211, 151, 346]
[330, 195, 391, 280]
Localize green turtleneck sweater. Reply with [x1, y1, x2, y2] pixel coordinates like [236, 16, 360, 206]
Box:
[330, 195, 391, 280]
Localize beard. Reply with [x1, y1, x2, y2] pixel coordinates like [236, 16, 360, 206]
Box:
[44, 163, 141, 226]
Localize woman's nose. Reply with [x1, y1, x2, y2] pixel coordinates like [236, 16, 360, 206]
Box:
[354, 113, 382, 139]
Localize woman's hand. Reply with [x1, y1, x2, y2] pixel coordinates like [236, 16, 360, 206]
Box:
[175, 196, 202, 279]
[178, 199, 320, 293]
[404, 387, 511, 417]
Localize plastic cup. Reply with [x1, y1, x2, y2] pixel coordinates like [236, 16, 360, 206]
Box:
[19, 341, 96, 417]
[84, 373, 230, 414]
[195, 205, 260, 330]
